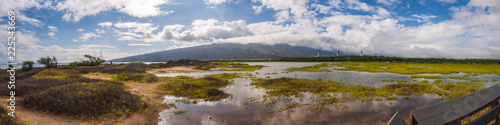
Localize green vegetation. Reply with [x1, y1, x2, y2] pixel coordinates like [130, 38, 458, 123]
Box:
[0, 106, 19, 125]
[250, 77, 485, 111]
[173, 110, 187, 116]
[33, 68, 80, 79]
[113, 73, 159, 83]
[493, 79, 499, 82]
[381, 79, 395, 82]
[198, 62, 266, 71]
[22, 82, 146, 117]
[37, 56, 58, 68]
[21, 60, 34, 71]
[69, 55, 106, 67]
[286, 63, 332, 72]
[157, 76, 234, 101]
[449, 76, 471, 80]
[205, 73, 243, 79]
[4, 68, 147, 118]
[411, 75, 441, 79]
[332, 62, 500, 75]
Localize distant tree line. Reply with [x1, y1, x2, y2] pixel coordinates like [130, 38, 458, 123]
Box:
[269, 55, 500, 64]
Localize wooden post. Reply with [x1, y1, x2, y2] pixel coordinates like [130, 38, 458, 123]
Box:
[409, 114, 417, 125]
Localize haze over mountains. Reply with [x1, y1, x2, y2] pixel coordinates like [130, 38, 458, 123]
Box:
[111, 43, 342, 62]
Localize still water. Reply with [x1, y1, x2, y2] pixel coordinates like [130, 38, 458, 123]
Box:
[157, 62, 500, 125]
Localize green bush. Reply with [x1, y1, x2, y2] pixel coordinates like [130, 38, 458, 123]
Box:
[37, 56, 58, 68]
[21, 60, 34, 71]
[102, 62, 149, 74]
[70, 55, 106, 67]
[0, 106, 18, 125]
[21, 82, 145, 117]
[113, 73, 158, 83]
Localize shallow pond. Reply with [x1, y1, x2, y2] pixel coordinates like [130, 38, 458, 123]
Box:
[157, 62, 500, 124]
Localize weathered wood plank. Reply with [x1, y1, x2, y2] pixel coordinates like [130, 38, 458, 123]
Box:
[410, 85, 500, 125]
[465, 104, 500, 125]
[388, 111, 407, 125]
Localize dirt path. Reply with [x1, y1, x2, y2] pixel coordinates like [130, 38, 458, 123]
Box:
[146, 66, 206, 74]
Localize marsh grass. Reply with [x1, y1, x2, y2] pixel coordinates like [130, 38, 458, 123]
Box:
[332, 62, 500, 75]
[250, 77, 485, 111]
[173, 110, 187, 116]
[157, 76, 234, 101]
[198, 62, 266, 71]
[411, 75, 441, 79]
[449, 76, 471, 80]
[205, 73, 243, 79]
[113, 73, 159, 83]
[286, 63, 332, 72]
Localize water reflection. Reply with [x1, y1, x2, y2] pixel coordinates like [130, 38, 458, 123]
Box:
[157, 62, 500, 125]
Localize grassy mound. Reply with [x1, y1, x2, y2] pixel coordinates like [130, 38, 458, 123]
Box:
[21, 82, 145, 117]
[101, 62, 150, 74]
[32, 68, 80, 79]
[113, 73, 159, 83]
[157, 76, 233, 101]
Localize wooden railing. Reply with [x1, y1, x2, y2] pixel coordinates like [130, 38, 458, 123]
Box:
[388, 84, 500, 125]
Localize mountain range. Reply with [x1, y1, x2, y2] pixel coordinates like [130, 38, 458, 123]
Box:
[111, 43, 341, 62]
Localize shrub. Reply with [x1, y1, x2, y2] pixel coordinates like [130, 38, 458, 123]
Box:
[37, 56, 58, 68]
[0, 106, 18, 125]
[21, 60, 34, 71]
[70, 55, 106, 67]
[21, 82, 145, 117]
[33, 68, 80, 79]
[102, 62, 149, 74]
[113, 73, 158, 83]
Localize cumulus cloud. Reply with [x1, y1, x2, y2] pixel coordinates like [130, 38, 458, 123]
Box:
[80, 32, 101, 42]
[204, 0, 231, 5]
[48, 26, 58, 32]
[377, 0, 401, 5]
[436, 0, 457, 4]
[412, 14, 438, 22]
[98, 22, 113, 28]
[55, 0, 172, 22]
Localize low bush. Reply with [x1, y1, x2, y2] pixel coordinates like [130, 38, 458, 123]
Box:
[0, 106, 18, 125]
[32, 68, 80, 79]
[21, 82, 145, 117]
[113, 73, 158, 83]
[101, 62, 149, 74]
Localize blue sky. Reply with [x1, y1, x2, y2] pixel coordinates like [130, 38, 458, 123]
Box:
[1, 0, 500, 63]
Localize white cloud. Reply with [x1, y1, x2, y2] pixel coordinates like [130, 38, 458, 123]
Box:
[204, 0, 231, 5]
[80, 32, 101, 42]
[48, 32, 55, 37]
[98, 22, 113, 28]
[95, 29, 106, 34]
[77, 29, 85, 32]
[48, 26, 58, 32]
[468, 0, 500, 9]
[118, 0, 172, 18]
[113, 22, 158, 41]
[55, 0, 172, 22]
[128, 43, 153, 46]
[377, 0, 401, 5]
[436, 0, 457, 4]
[412, 14, 438, 22]
[0, 0, 46, 25]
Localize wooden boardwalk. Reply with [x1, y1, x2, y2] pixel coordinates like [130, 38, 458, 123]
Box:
[388, 84, 500, 125]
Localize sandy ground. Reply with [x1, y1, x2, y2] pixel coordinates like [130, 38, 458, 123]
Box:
[146, 66, 206, 74]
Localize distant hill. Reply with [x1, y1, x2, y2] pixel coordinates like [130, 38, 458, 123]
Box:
[111, 43, 340, 62]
